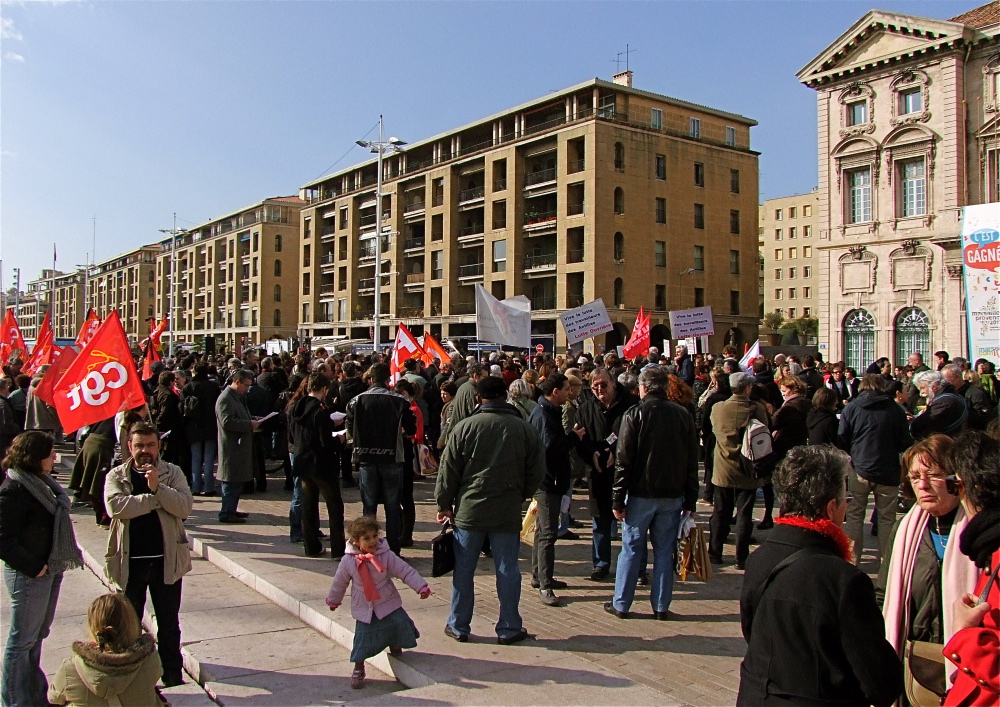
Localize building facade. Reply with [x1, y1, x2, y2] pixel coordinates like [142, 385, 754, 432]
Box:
[298, 74, 760, 353]
[799, 2, 999, 369]
[154, 197, 304, 355]
[759, 190, 821, 324]
[90, 246, 159, 344]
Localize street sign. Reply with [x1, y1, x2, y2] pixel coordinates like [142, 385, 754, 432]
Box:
[535, 344, 544, 353]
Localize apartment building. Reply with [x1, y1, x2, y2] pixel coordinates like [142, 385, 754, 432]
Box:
[298, 72, 760, 352]
[798, 2, 999, 369]
[90, 246, 159, 344]
[154, 196, 304, 355]
[14, 288, 46, 342]
[759, 190, 820, 324]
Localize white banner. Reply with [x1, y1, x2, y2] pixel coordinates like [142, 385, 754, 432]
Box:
[558, 298, 614, 344]
[668, 306, 715, 338]
[475, 284, 531, 349]
[961, 204, 1000, 368]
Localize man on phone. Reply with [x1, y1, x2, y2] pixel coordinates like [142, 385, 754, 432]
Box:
[104, 421, 194, 687]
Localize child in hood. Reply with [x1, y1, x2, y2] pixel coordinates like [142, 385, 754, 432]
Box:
[326, 516, 430, 689]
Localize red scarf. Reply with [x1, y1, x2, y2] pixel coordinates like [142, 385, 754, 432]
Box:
[774, 515, 853, 562]
[355, 553, 384, 602]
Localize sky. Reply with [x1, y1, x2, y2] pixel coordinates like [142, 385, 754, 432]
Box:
[0, 0, 981, 283]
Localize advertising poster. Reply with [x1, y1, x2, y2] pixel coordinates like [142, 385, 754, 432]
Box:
[961, 204, 1000, 368]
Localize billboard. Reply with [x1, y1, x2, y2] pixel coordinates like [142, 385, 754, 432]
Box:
[961, 204, 1000, 368]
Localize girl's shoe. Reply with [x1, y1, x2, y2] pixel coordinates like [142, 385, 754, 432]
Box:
[351, 668, 366, 689]
[389, 645, 402, 656]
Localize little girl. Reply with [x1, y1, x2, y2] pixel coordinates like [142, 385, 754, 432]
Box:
[326, 516, 431, 689]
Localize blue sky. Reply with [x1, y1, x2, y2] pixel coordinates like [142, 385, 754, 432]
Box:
[0, 0, 978, 282]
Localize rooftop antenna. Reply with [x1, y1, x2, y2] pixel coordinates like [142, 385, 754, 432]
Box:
[612, 44, 636, 72]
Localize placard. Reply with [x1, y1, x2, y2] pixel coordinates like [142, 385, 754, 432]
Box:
[961, 204, 1000, 368]
[668, 306, 715, 339]
[558, 298, 614, 345]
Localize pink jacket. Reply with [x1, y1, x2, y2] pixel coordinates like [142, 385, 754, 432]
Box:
[326, 538, 428, 623]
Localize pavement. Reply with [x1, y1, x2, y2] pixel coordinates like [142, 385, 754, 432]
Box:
[4, 450, 887, 706]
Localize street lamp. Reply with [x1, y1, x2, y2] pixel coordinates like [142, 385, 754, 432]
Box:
[159, 214, 187, 358]
[356, 116, 406, 354]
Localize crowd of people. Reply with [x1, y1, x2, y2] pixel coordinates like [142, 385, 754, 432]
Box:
[0, 339, 997, 705]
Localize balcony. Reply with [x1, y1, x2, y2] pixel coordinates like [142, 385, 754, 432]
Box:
[523, 210, 558, 228]
[567, 248, 585, 263]
[524, 168, 556, 187]
[405, 273, 425, 286]
[319, 283, 335, 294]
[531, 295, 557, 310]
[494, 178, 507, 192]
[567, 203, 585, 216]
[459, 186, 485, 203]
[458, 223, 485, 238]
[524, 115, 566, 136]
[404, 237, 425, 250]
[568, 158, 585, 174]
[319, 253, 335, 266]
[321, 226, 336, 237]
[359, 214, 378, 228]
[404, 200, 426, 214]
[354, 309, 375, 319]
[524, 253, 557, 271]
[358, 245, 377, 260]
[458, 263, 484, 279]
[398, 306, 424, 318]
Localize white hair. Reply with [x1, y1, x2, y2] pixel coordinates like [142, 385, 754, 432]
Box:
[914, 369, 945, 394]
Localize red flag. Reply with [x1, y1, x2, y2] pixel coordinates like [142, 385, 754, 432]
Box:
[141, 340, 161, 380]
[33, 346, 78, 408]
[23, 311, 53, 376]
[0, 309, 26, 365]
[622, 307, 651, 362]
[419, 332, 450, 366]
[389, 323, 426, 383]
[75, 309, 101, 348]
[52, 311, 146, 434]
[140, 316, 168, 354]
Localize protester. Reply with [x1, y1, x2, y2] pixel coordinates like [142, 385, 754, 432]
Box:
[507, 378, 536, 421]
[911, 370, 968, 440]
[68, 416, 117, 526]
[104, 421, 193, 688]
[149, 371, 186, 477]
[325, 516, 430, 690]
[806, 388, 840, 445]
[605, 367, 698, 620]
[796, 354, 825, 401]
[738, 445, 902, 707]
[827, 364, 857, 407]
[673, 345, 695, 387]
[215, 369, 260, 523]
[942, 364, 994, 432]
[336, 360, 367, 487]
[436, 380, 458, 451]
[762, 375, 812, 529]
[0, 431, 83, 707]
[435, 375, 545, 644]
[47, 593, 161, 707]
[699, 367, 731, 504]
[180, 363, 222, 496]
[0, 378, 19, 460]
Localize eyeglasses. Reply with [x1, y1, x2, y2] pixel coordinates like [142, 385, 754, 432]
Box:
[591, 382, 609, 390]
[907, 469, 949, 484]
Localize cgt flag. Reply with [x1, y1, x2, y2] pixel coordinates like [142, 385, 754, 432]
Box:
[622, 307, 651, 361]
[52, 310, 146, 433]
[0, 309, 26, 365]
[75, 309, 101, 348]
[32, 346, 78, 408]
[23, 311, 53, 376]
[390, 322, 426, 383]
[419, 332, 450, 366]
[141, 339, 161, 380]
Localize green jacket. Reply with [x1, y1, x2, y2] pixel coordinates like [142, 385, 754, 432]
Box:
[435, 403, 545, 533]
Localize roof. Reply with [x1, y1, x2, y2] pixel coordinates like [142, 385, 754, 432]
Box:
[267, 195, 308, 205]
[950, 2, 999, 28]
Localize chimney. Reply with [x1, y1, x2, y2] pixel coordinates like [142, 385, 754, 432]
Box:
[612, 70, 633, 87]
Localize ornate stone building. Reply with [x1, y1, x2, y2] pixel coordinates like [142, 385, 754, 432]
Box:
[798, 2, 999, 369]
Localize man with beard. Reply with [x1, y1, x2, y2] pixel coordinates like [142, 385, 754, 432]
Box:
[104, 422, 194, 687]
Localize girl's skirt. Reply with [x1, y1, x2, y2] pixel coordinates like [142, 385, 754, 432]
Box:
[350, 607, 419, 662]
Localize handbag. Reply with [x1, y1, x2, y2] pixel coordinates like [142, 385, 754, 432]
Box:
[903, 639, 946, 705]
[431, 520, 455, 577]
[520, 498, 539, 542]
[675, 525, 713, 583]
[417, 444, 438, 476]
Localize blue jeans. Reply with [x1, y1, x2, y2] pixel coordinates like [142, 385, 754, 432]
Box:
[592, 515, 613, 569]
[289, 476, 303, 542]
[2, 564, 63, 707]
[219, 481, 242, 520]
[358, 463, 403, 552]
[448, 528, 523, 640]
[190, 439, 217, 494]
[612, 495, 684, 614]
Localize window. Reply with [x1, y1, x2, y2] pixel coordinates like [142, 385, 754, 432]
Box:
[614, 187, 625, 215]
[693, 245, 705, 271]
[895, 307, 930, 368]
[847, 101, 868, 126]
[804, 225, 812, 237]
[694, 287, 705, 307]
[339, 206, 348, 229]
[788, 227, 797, 239]
[650, 108, 663, 130]
[803, 287, 811, 298]
[274, 284, 281, 302]
[252, 258, 258, 277]
[725, 126, 736, 147]
[774, 228, 783, 240]
[273, 309, 281, 327]
[492, 240, 506, 273]
[694, 203, 705, 229]
[614, 278, 624, 306]
[788, 307, 796, 318]
[775, 209, 783, 220]
[848, 168, 872, 223]
[900, 159, 926, 217]
[789, 207, 797, 219]
[252, 233, 259, 252]
[789, 267, 797, 278]
[774, 249, 783, 260]
[775, 289, 782, 300]
[730, 169, 740, 194]
[655, 241, 666, 267]
[655, 155, 666, 180]
[614, 232, 625, 262]
[655, 284, 666, 310]
[730, 250, 740, 274]
[148, 270, 154, 282]
[900, 89, 922, 115]
[803, 266, 812, 278]
[614, 143, 625, 172]
[803, 246, 812, 258]
[303, 219, 311, 239]
[803, 205, 812, 217]
[273, 259, 282, 277]
[789, 288, 797, 299]
[730, 210, 740, 234]
[274, 234, 282, 252]
[789, 247, 797, 259]
[694, 162, 705, 187]
[655, 198, 666, 223]
[338, 266, 347, 290]
[803, 306, 811, 316]
[730, 290, 740, 315]
[431, 250, 443, 279]
[843, 309, 876, 371]
[774, 269, 782, 279]
[689, 118, 701, 138]
[302, 273, 310, 295]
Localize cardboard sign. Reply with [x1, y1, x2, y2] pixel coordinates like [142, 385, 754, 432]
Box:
[668, 306, 715, 339]
[559, 299, 614, 344]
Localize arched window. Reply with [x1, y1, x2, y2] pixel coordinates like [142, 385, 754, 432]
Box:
[147, 270, 154, 282]
[274, 234, 282, 252]
[273, 284, 281, 302]
[273, 309, 281, 327]
[614, 142, 625, 172]
[613, 232, 625, 262]
[274, 259, 282, 277]
[614, 277, 624, 306]
[894, 307, 930, 366]
[614, 187, 625, 215]
[842, 309, 876, 371]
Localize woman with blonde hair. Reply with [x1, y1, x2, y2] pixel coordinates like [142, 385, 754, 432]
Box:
[48, 593, 162, 706]
[508, 379, 536, 421]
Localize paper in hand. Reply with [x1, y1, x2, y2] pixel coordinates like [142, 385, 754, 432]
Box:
[330, 412, 347, 424]
[255, 411, 278, 423]
[332, 429, 348, 438]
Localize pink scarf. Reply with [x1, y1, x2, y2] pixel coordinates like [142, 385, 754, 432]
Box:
[881, 505, 978, 656]
[355, 553, 384, 603]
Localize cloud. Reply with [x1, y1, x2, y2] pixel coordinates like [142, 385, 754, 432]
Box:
[1, 17, 22, 41]
[4, 52, 24, 63]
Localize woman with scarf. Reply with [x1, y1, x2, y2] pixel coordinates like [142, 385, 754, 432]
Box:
[877, 435, 979, 706]
[738, 444, 902, 706]
[0, 431, 84, 706]
[942, 430, 1000, 707]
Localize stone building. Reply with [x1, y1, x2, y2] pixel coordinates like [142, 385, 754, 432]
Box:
[297, 73, 760, 353]
[759, 190, 821, 324]
[89, 246, 159, 345]
[798, 2, 999, 369]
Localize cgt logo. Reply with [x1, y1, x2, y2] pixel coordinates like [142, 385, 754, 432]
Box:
[65, 361, 129, 410]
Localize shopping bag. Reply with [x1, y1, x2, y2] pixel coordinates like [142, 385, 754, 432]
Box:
[675, 524, 712, 582]
[520, 498, 539, 543]
[417, 444, 438, 476]
[431, 521, 455, 577]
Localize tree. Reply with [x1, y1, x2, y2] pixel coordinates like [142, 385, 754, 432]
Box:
[762, 312, 784, 331]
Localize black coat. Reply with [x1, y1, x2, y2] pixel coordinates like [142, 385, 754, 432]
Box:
[796, 367, 826, 401]
[837, 390, 913, 486]
[0, 476, 54, 578]
[576, 385, 638, 518]
[528, 396, 579, 496]
[909, 382, 968, 440]
[180, 379, 221, 442]
[287, 396, 339, 480]
[771, 395, 811, 461]
[738, 524, 902, 707]
[806, 408, 839, 446]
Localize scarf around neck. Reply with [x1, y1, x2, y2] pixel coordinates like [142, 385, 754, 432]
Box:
[959, 506, 1000, 569]
[774, 514, 853, 562]
[6, 468, 83, 575]
[355, 552, 384, 602]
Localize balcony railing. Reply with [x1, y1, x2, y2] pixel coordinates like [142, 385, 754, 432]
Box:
[359, 213, 377, 227]
[524, 210, 557, 226]
[568, 158, 585, 173]
[321, 226, 336, 236]
[567, 203, 585, 216]
[354, 309, 375, 319]
[358, 245, 377, 259]
[458, 224, 485, 237]
[459, 186, 485, 202]
[524, 253, 557, 270]
[398, 307, 424, 318]
[404, 237, 425, 250]
[319, 283, 335, 294]
[458, 263, 484, 278]
[404, 200, 426, 213]
[432, 194, 444, 207]
[494, 178, 507, 192]
[567, 248, 585, 263]
[320, 253, 335, 265]
[531, 296, 557, 310]
[405, 273, 425, 285]
[524, 168, 556, 186]
[524, 115, 566, 136]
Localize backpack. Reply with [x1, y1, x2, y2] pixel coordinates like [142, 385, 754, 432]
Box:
[740, 410, 775, 479]
[181, 394, 200, 419]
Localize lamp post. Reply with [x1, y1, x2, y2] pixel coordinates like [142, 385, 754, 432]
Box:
[159, 214, 186, 359]
[356, 116, 406, 354]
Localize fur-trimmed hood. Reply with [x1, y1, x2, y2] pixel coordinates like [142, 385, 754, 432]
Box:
[69, 633, 158, 697]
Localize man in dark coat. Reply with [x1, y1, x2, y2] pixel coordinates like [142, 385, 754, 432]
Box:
[942, 364, 995, 431]
[910, 370, 968, 441]
[181, 364, 221, 496]
[795, 354, 825, 401]
[673, 345, 695, 388]
[215, 370, 261, 523]
[335, 361, 367, 487]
